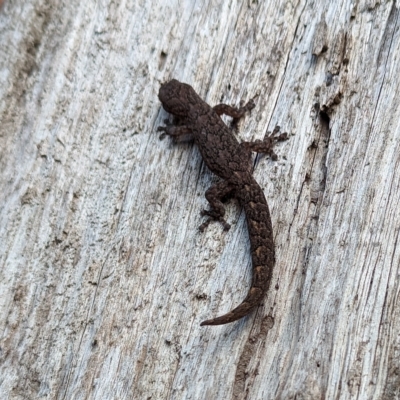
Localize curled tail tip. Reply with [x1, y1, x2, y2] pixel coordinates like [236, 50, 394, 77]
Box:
[200, 315, 236, 326]
[200, 305, 254, 327]
[200, 303, 250, 326]
[200, 287, 265, 326]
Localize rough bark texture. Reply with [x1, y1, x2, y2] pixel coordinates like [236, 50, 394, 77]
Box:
[1, 1, 399, 399]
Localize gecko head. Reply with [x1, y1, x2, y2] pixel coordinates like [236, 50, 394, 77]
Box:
[158, 79, 194, 117]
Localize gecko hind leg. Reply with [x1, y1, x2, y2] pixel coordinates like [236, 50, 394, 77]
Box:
[199, 181, 235, 232]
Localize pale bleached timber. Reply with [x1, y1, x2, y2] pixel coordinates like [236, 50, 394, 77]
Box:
[1, 1, 400, 399]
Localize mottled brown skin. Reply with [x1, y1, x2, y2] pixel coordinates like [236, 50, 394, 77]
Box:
[158, 79, 286, 326]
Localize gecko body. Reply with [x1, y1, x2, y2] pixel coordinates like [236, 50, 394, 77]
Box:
[158, 79, 286, 326]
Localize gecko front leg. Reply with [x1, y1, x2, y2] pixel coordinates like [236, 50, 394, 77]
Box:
[213, 97, 256, 119]
[241, 126, 288, 160]
[157, 122, 193, 142]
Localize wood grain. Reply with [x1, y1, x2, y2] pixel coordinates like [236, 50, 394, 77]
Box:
[1, 1, 399, 399]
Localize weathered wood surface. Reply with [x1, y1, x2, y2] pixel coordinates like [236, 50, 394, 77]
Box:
[1, 1, 399, 399]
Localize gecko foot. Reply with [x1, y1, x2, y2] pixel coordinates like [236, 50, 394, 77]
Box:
[157, 126, 167, 139]
[241, 125, 288, 160]
[157, 119, 172, 139]
[199, 210, 231, 232]
[269, 125, 288, 142]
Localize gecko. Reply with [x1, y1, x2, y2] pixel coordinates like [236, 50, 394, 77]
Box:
[158, 79, 287, 326]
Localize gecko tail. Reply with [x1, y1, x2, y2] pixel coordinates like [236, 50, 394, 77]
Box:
[200, 287, 264, 326]
[200, 186, 274, 327]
